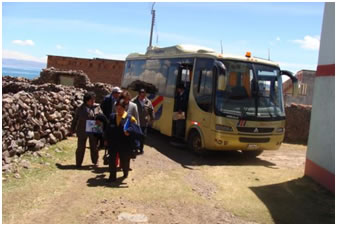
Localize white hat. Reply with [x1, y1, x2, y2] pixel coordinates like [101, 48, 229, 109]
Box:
[112, 87, 122, 93]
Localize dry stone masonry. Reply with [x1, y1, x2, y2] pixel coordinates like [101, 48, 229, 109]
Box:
[284, 103, 312, 145]
[2, 71, 114, 172]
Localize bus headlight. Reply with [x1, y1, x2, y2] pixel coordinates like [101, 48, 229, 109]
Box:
[216, 124, 233, 132]
[276, 127, 284, 133]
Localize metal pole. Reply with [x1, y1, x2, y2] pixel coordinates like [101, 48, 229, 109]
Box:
[149, 3, 156, 48]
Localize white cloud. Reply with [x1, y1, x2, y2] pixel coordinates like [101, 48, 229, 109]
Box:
[12, 39, 35, 46]
[3, 49, 46, 63]
[56, 44, 63, 49]
[276, 37, 281, 41]
[292, 35, 320, 50]
[88, 49, 104, 56]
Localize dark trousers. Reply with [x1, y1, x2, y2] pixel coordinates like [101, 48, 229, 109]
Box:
[140, 126, 148, 152]
[76, 133, 98, 167]
[108, 148, 131, 180]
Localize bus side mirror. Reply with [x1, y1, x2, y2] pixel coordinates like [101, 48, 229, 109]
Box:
[281, 70, 298, 97]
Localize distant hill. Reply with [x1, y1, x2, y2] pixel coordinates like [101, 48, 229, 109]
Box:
[2, 58, 46, 70]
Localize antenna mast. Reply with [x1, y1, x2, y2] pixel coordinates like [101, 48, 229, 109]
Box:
[148, 2, 156, 49]
[220, 40, 223, 54]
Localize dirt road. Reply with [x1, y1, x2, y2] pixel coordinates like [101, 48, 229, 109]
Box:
[2, 132, 334, 224]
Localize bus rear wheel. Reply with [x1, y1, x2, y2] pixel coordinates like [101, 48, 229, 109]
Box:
[188, 131, 206, 155]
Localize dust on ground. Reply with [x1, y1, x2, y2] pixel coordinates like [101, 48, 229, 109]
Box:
[2, 132, 334, 224]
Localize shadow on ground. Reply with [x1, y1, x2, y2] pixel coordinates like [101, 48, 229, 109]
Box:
[250, 176, 335, 224]
[55, 163, 128, 188]
[55, 163, 94, 171]
[145, 130, 275, 168]
[86, 174, 129, 188]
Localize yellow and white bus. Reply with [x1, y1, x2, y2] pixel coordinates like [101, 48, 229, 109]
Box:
[121, 45, 298, 155]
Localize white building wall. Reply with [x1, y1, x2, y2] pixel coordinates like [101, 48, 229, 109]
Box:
[306, 77, 335, 173]
[305, 2, 335, 192]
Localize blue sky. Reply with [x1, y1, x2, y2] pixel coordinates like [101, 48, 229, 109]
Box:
[2, 2, 325, 73]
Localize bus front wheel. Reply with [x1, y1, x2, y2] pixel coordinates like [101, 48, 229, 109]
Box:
[188, 131, 205, 155]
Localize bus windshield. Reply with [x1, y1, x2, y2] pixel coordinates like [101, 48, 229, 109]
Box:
[215, 61, 284, 119]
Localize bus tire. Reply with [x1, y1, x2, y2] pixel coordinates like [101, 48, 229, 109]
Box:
[242, 150, 263, 157]
[188, 130, 206, 155]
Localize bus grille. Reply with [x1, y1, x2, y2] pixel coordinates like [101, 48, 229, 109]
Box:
[237, 127, 274, 133]
[239, 137, 270, 143]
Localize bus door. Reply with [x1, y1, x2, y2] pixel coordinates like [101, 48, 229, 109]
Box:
[172, 64, 192, 139]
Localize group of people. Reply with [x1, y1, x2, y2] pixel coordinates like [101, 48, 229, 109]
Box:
[70, 87, 154, 183]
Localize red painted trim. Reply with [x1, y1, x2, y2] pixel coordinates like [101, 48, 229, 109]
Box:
[152, 96, 163, 107]
[305, 158, 335, 193]
[316, 64, 335, 77]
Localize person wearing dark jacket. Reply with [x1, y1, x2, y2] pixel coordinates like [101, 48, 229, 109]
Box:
[131, 88, 154, 153]
[70, 92, 100, 167]
[100, 86, 122, 119]
[104, 97, 138, 182]
[173, 83, 188, 139]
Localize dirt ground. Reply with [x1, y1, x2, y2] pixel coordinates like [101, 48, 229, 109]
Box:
[2, 131, 335, 224]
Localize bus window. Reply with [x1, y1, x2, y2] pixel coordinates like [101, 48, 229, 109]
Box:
[158, 64, 169, 95]
[123, 60, 146, 88]
[193, 58, 214, 112]
[181, 68, 191, 83]
[165, 66, 178, 97]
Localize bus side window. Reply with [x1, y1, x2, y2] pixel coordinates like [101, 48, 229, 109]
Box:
[122, 60, 135, 88]
[195, 68, 213, 112]
[158, 64, 169, 95]
[165, 66, 178, 98]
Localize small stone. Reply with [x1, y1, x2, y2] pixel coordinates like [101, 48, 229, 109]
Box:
[55, 148, 62, 153]
[14, 173, 21, 179]
[49, 133, 58, 144]
[20, 160, 31, 169]
[2, 164, 11, 171]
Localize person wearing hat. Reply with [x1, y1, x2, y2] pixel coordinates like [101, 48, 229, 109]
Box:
[100, 86, 122, 119]
[131, 88, 154, 154]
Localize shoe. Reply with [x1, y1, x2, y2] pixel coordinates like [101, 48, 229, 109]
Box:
[123, 174, 128, 179]
[108, 175, 116, 182]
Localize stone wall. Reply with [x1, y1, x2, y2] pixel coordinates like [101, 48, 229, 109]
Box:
[284, 103, 312, 145]
[2, 75, 114, 171]
[31, 68, 114, 103]
[47, 55, 125, 86]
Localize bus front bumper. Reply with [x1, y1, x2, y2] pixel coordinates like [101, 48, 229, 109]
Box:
[206, 132, 284, 151]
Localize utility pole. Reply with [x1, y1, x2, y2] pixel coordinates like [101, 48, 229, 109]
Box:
[148, 3, 156, 49]
[220, 40, 223, 54]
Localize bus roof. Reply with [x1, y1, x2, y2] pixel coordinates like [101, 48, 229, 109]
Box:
[126, 44, 279, 67]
